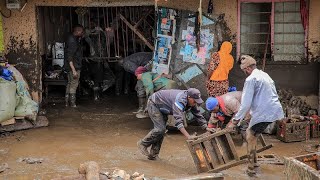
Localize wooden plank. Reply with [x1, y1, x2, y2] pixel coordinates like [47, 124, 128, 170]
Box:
[208, 159, 247, 173]
[0, 116, 49, 133]
[240, 144, 273, 160]
[119, 14, 154, 50]
[203, 140, 219, 167]
[1, 118, 16, 126]
[186, 141, 202, 173]
[226, 133, 239, 160]
[190, 129, 234, 145]
[211, 138, 224, 165]
[168, 173, 224, 180]
[14, 116, 25, 120]
[198, 143, 211, 170]
[215, 136, 231, 163]
[134, 9, 153, 29]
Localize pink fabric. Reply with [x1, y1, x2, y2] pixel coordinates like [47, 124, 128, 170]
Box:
[216, 96, 228, 115]
[300, 0, 308, 31]
[134, 66, 147, 76]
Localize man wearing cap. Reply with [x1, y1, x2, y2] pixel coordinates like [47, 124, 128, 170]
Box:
[137, 88, 209, 160]
[227, 55, 284, 176]
[205, 91, 251, 129]
[122, 52, 153, 115]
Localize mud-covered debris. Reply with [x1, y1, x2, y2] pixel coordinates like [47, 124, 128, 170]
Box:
[78, 161, 100, 180]
[133, 174, 145, 180]
[112, 169, 130, 180]
[17, 157, 44, 164]
[0, 163, 8, 173]
[132, 172, 140, 178]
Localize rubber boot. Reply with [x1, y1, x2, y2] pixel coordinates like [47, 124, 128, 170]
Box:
[134, 97, 146, 114]
[137, 140, 150, 157]
[70, 93, 77, 108]
[65, 93, 70, 107]
[93, 87, 100, 101]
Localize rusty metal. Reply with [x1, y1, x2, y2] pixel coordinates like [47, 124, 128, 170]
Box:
[116, 7, 120, 56]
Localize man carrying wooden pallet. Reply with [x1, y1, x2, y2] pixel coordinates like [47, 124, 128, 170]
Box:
[137, 88, 210, 160]
[227, 55, 284, 176]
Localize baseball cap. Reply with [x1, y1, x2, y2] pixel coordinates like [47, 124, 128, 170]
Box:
[240, 55, 256, 70]
[206, 97, 218, 111]
[187, 88, 204, 104]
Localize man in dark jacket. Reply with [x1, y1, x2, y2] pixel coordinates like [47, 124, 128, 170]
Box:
[64, 24, 84, 107]
[122, 52, 153, 116]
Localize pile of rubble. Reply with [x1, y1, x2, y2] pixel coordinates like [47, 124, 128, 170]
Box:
[53, 161, 159, 180]
[277, 89, 313, 117]
[100, 169, 146, 180]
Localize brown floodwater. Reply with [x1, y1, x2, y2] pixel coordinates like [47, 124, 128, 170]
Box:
[0, 96, 319, 180]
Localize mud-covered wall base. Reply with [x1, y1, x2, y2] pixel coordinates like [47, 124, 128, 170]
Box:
[229, 63, 320, 108]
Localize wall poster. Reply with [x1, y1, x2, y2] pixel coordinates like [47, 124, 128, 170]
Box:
[152, 7, 176, 75]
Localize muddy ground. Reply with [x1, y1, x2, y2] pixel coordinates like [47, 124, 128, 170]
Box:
[0, 96, 319, 179]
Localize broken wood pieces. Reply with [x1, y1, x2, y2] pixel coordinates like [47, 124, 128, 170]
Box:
[17, 157, 44, 164]
[257, 154, 284, 165]
[0, 116, 49, 133]
[119, 14, 154, 50]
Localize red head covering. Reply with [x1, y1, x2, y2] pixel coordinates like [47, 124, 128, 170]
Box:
[135, 66, 147, 76]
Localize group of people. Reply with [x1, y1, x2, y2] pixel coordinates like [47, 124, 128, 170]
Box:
[135, 42, 284, 176]
[64, 25, 284, 176]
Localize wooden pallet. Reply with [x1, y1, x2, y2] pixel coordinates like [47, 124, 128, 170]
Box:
[187, 129, 247, 173]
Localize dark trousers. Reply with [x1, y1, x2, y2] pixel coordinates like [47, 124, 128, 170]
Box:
[135, 80, 146, 98]
[141, 100, 168, 156]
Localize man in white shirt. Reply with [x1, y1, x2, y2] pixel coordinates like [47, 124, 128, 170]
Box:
[227, 55, 284, 176]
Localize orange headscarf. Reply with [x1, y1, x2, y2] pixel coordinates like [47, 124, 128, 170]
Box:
[210, 41, 234, 81]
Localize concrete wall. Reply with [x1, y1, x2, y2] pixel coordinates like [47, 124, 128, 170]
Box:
[0, 0, 318, 103]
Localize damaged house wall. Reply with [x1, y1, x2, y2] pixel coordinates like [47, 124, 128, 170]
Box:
[0, 0, 318, 106]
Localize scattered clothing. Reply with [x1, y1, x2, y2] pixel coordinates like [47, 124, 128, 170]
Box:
[228, 86, 237, 92]
[0, 68, 13, 81]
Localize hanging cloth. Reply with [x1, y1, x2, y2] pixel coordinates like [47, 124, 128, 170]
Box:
[300, 0, 308, 32]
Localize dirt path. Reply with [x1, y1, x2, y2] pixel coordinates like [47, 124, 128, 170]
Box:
[0, 96, 319, 179]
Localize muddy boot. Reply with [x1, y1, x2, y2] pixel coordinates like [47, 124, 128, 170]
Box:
[70, 93, 77, 108]
[93, 87, 100, 101]
[65, 93, 70, 107]
[136, 109, 148, 119]
[133, 97, 146, 114]
[137, 140, 150, 157]
[148, 136, 164, 160]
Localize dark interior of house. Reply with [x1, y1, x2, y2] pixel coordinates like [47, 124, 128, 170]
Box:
[37, 6, 155, 102]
